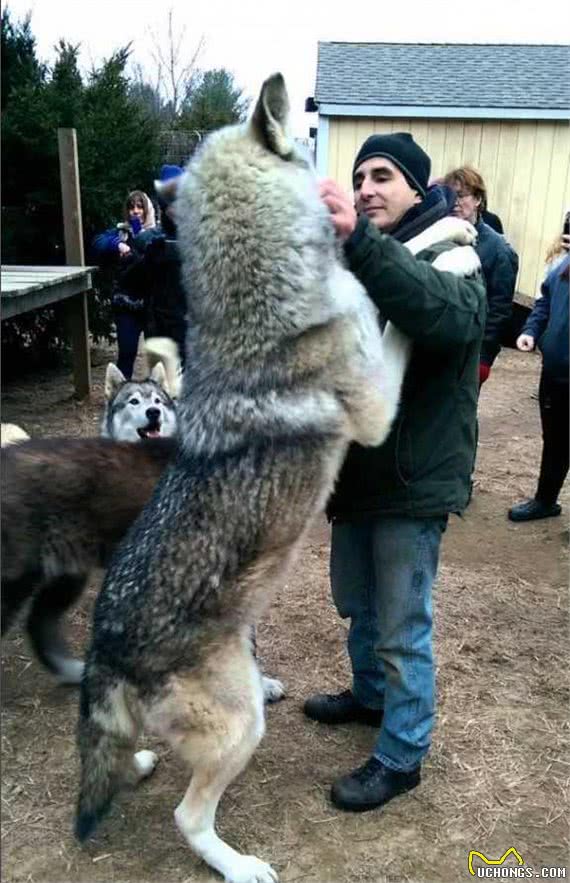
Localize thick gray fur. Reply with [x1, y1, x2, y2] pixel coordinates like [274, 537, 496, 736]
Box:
[75, 72, 410, 883]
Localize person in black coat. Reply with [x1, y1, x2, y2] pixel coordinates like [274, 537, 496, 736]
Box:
[120, 166, 187, 364]
[481, 207, 504, 235]
[509, 254, 569, 521]
[92, 190, 156, 378]
[444, 166, 518, 386]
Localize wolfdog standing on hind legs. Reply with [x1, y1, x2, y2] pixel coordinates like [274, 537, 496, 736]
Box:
[74, 73, 410, 882]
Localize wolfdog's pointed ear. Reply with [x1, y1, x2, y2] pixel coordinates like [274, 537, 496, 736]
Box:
[250, 73, 293, 159]
[150, 361, 167, 390]
[104, 364, 126, 400]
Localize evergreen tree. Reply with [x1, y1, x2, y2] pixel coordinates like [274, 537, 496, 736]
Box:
[1, 8, 59, 263]
[48, 40, 83, 128]
[79, 46, 162, 241]
[179, 68, 249, 136]
[1, 9, 45, 110]
[1, 10, 254, 365]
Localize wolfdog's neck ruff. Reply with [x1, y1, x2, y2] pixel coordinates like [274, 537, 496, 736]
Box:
[174, 86, 351, 457]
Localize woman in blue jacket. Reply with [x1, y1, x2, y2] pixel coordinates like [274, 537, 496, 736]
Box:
[92, 190, 156, 379]
[444, 167, 519, 386]
[509, 253, 569, 521]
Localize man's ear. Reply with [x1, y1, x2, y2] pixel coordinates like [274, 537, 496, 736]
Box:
[250, 72, 293, 159]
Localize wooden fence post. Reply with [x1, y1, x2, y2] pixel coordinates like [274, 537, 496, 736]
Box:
[58, 127, 91, 398]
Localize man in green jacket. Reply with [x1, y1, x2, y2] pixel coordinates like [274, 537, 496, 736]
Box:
[304, 133, 486, 812]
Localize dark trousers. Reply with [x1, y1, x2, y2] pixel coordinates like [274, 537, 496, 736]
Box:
[536, 372, 569, 505]
[115, 311, 145, 380]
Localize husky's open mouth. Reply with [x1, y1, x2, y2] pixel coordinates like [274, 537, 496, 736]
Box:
[137, 425, 162, 439]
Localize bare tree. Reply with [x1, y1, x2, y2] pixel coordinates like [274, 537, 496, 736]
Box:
[146, 8, 204, 118]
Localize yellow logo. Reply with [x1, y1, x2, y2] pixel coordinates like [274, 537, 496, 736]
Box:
[468, 847, 524, 875]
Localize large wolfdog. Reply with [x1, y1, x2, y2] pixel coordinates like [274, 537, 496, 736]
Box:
[74, 74, 411, 882]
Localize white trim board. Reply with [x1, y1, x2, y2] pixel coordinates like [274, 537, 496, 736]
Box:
[315, 116, 330, 177]
[317, 103, 570, 121]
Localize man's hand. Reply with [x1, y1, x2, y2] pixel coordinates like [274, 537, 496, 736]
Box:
[118, 242, 131, 256]
[319, 179, 357, 241]
[516, 333, 535, 352]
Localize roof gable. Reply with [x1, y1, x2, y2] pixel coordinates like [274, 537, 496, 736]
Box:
[315, 43, 570, 111]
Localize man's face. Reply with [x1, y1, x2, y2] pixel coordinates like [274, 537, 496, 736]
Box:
[353, 156, 422, 231]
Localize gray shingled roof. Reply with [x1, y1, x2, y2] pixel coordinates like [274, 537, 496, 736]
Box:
[315, 43, 570, 110]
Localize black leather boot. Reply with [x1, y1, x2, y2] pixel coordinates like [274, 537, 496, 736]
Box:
[303, 689, 383, 726]
[508, 499, 561, 522]
[331, 756, 421, 812]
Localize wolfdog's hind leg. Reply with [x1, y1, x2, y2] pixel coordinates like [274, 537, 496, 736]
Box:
[171, 687, 277, 881]
[26, 574, 87, 684]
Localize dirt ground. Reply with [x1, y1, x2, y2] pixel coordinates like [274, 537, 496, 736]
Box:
[1, 345, 568, 883]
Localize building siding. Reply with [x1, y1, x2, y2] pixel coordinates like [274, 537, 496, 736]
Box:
[326, 116, 570, 297]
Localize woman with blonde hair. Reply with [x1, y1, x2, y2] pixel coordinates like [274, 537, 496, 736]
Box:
[92, 190, 156, 378]
[444, 166, 519, 386]
[539, 208, 570, 289]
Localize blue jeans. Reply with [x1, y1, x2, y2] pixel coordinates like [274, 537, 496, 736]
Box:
[330, 516, 447, 771]
[115, 312, 145, 380]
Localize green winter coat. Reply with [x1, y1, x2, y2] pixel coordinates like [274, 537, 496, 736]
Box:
[327, 215, 487, 521]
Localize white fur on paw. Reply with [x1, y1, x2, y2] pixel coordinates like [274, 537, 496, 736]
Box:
[432, 245, 481, 277]
[446, 218, 476, 246]
[434, 217, 477, 246]
[225, 854, 278, 883]
[262, 675, 286, 703]
[53, 657, 84, 686]
[134, 750, 159, 779]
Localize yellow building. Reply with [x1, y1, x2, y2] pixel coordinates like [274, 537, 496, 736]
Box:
[312, 42, 570, 299]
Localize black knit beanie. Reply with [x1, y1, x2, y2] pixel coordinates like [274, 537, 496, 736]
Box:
[352, 133, 431, 197]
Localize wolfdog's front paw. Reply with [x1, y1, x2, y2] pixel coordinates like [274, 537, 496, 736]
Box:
[433, 245, 481, 278]
[438, 216, 477, 246]
[225, 853, 278, 883]
[261, 675, 286, 703]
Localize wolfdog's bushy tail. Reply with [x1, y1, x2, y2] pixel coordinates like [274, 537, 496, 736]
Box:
[75, 671, 139, 842]
[144, 337, 182, 398]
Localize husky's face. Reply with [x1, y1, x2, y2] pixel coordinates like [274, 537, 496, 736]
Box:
[102, 364, 177, 442]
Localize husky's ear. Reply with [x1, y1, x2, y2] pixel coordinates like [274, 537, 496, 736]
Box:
[250, 73, 293, 159]
[104, 364, 126, 400]
[150, 361, 168, 390]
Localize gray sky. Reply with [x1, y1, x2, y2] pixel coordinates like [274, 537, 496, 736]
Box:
[6, 0, 568, 137]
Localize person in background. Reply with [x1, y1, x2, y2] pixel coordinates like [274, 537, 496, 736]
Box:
[444, 166, 518, 387]
[539, 209, 570, 290]
[481, 202, 504, 235]
[92, 190, 156, 379]
[508, 248, 569, 522]
[123, 165, 187, 363]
